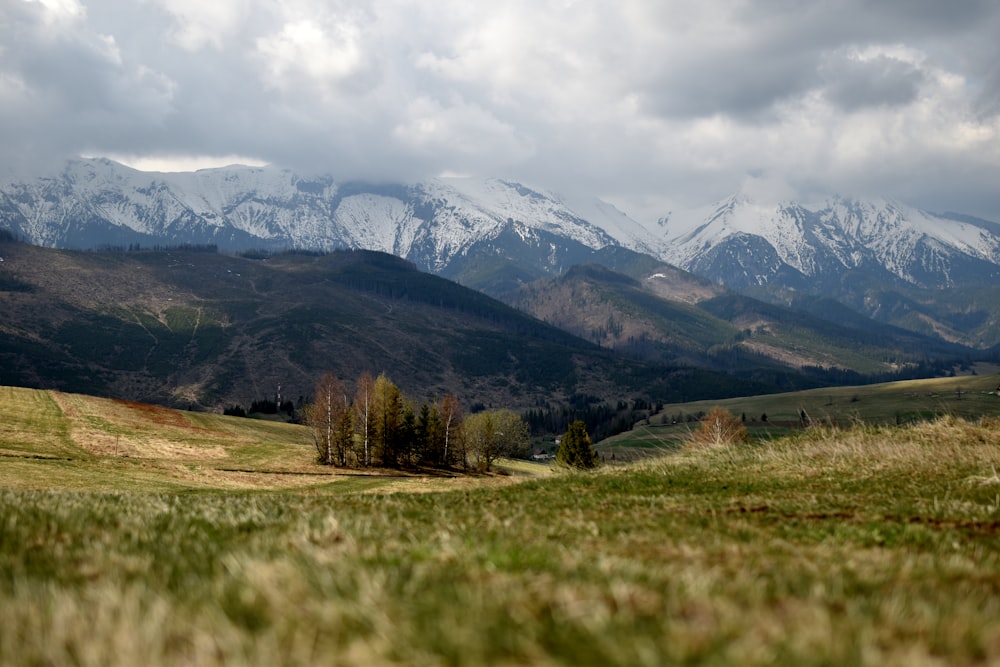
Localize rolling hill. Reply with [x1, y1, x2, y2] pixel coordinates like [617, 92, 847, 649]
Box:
[0, 238, 768, 412]
[507, 259, 970, 383]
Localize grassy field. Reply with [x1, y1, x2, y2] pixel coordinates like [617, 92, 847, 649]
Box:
[598, 371, 1000, 460]
[2, 385, 1000, 665]
[0, 386, 523, 494]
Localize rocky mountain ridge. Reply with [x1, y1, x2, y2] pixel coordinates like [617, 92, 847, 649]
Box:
[3, 157, 999, 298]
[656, 193, 1000, 290]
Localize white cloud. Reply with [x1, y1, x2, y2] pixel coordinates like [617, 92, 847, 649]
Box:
[392, 95, 535, 165]
[26, 0, 86, 25]
[104, 153, 268, 171]
[257, 18, 365, 91]
[150, 0, 245, 51]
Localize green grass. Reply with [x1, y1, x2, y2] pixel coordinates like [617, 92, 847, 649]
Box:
[599, 372, 1000, 458]
[2, 385, 1000, 665]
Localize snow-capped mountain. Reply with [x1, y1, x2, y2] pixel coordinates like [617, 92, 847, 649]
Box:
[3, 158, 1000, 295]
[0, 158, 657, 285]
[656, 193, 1000, 290]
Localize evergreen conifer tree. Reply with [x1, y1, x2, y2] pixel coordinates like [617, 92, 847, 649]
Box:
[556, 420, 598, 469]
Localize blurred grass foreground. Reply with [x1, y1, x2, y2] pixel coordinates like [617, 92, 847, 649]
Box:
[1, 386, 1000, 665]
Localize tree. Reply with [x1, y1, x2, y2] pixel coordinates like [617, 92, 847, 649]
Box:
[438, 393, 463, 468]
[353, 372, 375, 467]
[464, 409, 529, 472]
[399, 403, 416, 466]
[556, 420, 598, 469]
[371, 373, 405, 467]
[223, 404, 247, 418]
[691, 407, 748, 447]
[415, 402, 445, 466]
[304, 373, 353, 466]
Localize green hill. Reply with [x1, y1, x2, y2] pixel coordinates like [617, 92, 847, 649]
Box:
[0, 385, 535, 493]
[0, 241, 764, 411]
[508, 261, 967, 382]
[599, 370, 1000, 459]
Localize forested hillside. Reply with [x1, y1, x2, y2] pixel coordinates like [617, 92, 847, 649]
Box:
[0, 239, 767, 415]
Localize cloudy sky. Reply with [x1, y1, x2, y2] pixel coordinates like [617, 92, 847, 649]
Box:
[2, 0, 1000, 221]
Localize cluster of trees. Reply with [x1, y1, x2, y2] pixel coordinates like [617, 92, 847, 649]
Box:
[223, 398, 298, 419]
[303, 372, 529, 472]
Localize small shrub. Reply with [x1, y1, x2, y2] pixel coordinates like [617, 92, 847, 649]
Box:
[690, 407, 749, 447]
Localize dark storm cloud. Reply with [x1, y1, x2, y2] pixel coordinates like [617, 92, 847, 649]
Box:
[639, 47, 819, 120]
[820, 52, 925, 111]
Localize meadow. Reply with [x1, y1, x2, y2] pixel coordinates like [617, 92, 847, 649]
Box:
[2, 385, 1000, 665]
[599, 371, 1000, 460]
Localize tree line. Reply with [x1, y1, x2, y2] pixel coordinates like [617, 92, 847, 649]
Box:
[303, 371, 530, 472]
[523, 396, 663, 442]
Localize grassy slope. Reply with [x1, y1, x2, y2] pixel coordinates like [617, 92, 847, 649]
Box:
[2, 385, 1000, 664]
[600, 371, 1000, 459]
[0, 386, 505, 494]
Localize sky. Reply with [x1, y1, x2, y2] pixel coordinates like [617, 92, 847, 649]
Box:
[2, 0, 1000, 222]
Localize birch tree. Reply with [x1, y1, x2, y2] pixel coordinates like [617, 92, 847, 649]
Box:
[305, 373, 352, 466]
[438, 393, 463, 468]
[353, 371, 375, 467]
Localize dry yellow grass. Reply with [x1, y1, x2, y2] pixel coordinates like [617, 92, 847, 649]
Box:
[0, 386, 76, 458]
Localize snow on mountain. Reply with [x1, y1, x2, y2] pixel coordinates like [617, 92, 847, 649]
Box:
[2, 157, 1000, 292]
[0, 159, 659, 277]
[658, 195, 815, 270]
[815, 198, 1000, 274]
[657, 191, 1000, 289]
[423, 177, 620, 249]
[334, 193, 418, 256]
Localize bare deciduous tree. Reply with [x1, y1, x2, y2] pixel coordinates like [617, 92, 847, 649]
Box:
[353, 371, 375, 467]
[305, 373, 353, 466]
[691, 407, 748, 448]
[439, 393, 463, 468]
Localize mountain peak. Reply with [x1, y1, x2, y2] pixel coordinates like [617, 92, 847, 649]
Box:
[659, 190, 1000, 290]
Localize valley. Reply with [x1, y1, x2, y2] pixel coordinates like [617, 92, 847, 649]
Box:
[0, 239, 774, 415]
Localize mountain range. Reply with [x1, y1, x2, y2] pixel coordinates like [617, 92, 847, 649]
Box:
[0, 158, 654, 291]
[2, 157, 1000, 395]
[655, 194, 1000, 290]
[4, 158, 1000, 295]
